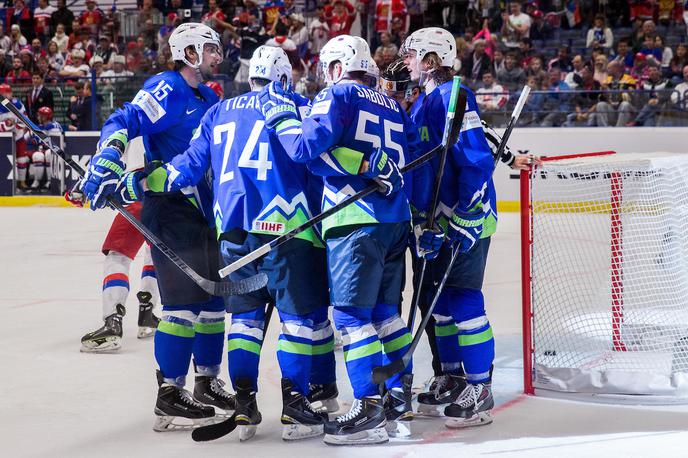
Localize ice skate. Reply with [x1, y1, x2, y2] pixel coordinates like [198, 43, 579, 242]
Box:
[80, 304, 125, 353]
[30, 179, 40, 189]
[323, 396, 388, 446]
[281, 378, 328, 441]
[136, 291, 159, 339]
[307, 381, 340, 413]
[416, 374, 466, 417]
[444, 382, 494, 429]
[193, 375, 236, 417]
[234, 378, 261, 441]
[153, 370, 216, 432]
[384, 374, 413, 439]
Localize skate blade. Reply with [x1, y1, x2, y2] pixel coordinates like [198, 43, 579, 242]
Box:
[282, 423, 324, 441]
[311, 397, 340, 413]
[445, 411, 493, 429]
[238, 424, 257, 441]
[416, 403, 445, 417]
[153, 414, 219, 432]
[80, 338, 122, 353]
[323, 427, 389, 446]
[137, 327, 156, 339]
[385, 419, 412, 439]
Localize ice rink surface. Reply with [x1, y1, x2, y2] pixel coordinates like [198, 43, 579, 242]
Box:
[2, 207, 688, 458]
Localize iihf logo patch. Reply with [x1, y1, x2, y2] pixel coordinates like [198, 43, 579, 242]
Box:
[253, 220, 285, 233]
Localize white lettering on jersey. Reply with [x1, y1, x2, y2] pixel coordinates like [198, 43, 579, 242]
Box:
[132, 90, 166, 123]
[310, 100, 331, 115]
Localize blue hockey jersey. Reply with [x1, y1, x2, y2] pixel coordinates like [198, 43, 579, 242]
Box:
[274, 81, 422, 237]
[99, 71, 219, 223]
[162, 91, 322, 245]
[410, 81, 497, 238]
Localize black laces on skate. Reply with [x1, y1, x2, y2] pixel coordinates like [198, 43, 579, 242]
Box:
[209, 377, 233, 401]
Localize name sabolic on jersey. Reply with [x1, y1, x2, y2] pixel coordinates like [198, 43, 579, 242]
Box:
[410, 81, 497, 238]
[165, 91, 322, 246]
[275, 81, 422, 236]
[99, 71, 219, 223]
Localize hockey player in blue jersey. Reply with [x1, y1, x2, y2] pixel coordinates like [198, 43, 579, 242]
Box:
[259, 35, 419, 445]
[79, 23, 235, 431]
[402, 27, 498, 428]
[116, 45, 338, 442]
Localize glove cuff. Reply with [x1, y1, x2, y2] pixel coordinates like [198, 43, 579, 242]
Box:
[95, 157, 124, 176]
[451, 212, 485, 228]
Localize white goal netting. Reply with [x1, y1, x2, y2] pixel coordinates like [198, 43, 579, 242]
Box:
[528, 152, 688, 399]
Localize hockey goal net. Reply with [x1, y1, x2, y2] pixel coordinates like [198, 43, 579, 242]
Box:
[521, 151, 688, 401]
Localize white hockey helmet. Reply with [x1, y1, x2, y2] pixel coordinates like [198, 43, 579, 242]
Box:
[319, 35, 373, 84]
[249, 45, 293, 86]
[401, 27, 456, 68]
[169, 22, 222, 69]
[365, 59, 379, 88]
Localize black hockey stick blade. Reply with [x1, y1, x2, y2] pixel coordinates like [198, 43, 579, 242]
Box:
[0, 96, 267, 297]
[372, 356, 408, 385]
[191, 414, 238, 442]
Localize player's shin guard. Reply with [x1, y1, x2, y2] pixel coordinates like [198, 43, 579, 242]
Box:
[227, 309, 265, 392]
[308, 315, 339, 412]
[139, 245, 160, 305]
[155, 308, 197, 385]
[30, 151, 46, 187]
[447, 288, 494, 384]
[16, 156, 29, 183]
[372, 304, 413, 390]
[102, 251, 131, 318]
[333, 306, 382, 399]
[432, 295, 463, 375]
[192, 298, 226, 377]
[277, 311, 316, 395]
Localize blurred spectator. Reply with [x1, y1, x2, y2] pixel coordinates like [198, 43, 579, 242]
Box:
[593, 54, 608, 85]
[629, 1, 655, 22]
[374, 31, 398, 69]
[638, 34, 662, 61]
[289, 14, 308, 59]
[72, 27, 96, 61]
[658, 0, 684, 25]
[0, 23, 12, 54]
[501, 1, 531, 49]
[266, 21, 300, 70]
[202, 0, 231, 33]
[282, 0, 298, 17]
[226, 13, 271, 83]
[519, 37, 535, 68]
[89, 55, 104, 78]
[101, 54, 133, 82]
[374, 0, 408, 35]
[630, 52, 651, 83]
[309, 7, 330, 53]
[496, 50, 525, 91]
[565, 65, 601, 126]
[493, 47, 505, 74]
[158, 13, 179, 52]
[11, 0, 35, 41]
[25, 72, 53, 123]
[59, 48, 89, 78]
[9, 24, 28, 56]
[476, 71, 507, 111]
[19, 49, 37, 74]
[529, 10, 553, 41]
[670, 65, 688, 110]
[66, 81, 100, 131]
[462, 38, 491, 85]
[654, 35, 673, 72]
[540, 67, 570, 127]
[390, 16, 406, 47]
[263, 0, 284, 30]
[632, 19, 655, 51]
[6, 56, 31, 84]
[95, 35, 115, 67]
[30, 39, 46, 59]
[590, 60, 637, 127]
[79, 0, 105, 36]
[51, 23, 69, 53]
[520, 75, 545, 125]
[628, 63, 674, 126]
[564, 55, 586, 89]
[151, 52, 168, 73]
[324, 0, 356, 38]
[586, 14, 613, 51]
[35, 0, 56, 45]
[669, 43, 688, 84]
[126, 40, 148, 74]
[51, 0, 75, 35]
[140, 19, 158, 52]
[46, 40, 65, 71]
[525, 55, 546, 86]
[548, 45, 573, 73]
[138, 0, 162, 28]
[36, 56, 57, 81]
[613, 39, 634, 70]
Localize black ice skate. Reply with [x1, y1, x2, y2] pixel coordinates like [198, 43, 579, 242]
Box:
[444, 382, 494, 429]
[80, 304, 125, 353]
[307, 381, 340, 413]
[153, 370, 216, 432]
[281, 378, 328, 441]
[383, 374, 413, 438]
[194, 375, 236, 417]
[234, 378, 262, 441]
[323, 396, 388, 446]
[136, 291, 159, 339]
[416, 374, 466, 417]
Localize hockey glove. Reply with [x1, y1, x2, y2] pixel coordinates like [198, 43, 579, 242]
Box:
[113, 170, 145, 205]
[447, 208, 485, 253]
[413, 217, 445, 259]
[80, 147, 125, 210]
[361, 147, 403, 197]
[258, 81, 298, 130]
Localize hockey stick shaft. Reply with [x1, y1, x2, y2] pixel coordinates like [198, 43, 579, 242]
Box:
[218, 100, 465, 280]
[0, 97, 267, 297]
[406, 76, 464, 330]
[373, 85, 531, 384]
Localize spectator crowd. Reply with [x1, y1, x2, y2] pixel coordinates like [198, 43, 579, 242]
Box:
[0, 0, 688, 129]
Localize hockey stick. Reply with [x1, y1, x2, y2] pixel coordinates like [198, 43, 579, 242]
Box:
[218, 85, 467, 279]
[0, 97, 267, 297]
[191, 301, 276, 442]
[405, 76, 464, 332]
[372, 85, 531, 384]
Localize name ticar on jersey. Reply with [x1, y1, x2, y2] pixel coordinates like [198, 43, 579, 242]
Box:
[353, 86, 400, 113]
[225, 94, 260, 111]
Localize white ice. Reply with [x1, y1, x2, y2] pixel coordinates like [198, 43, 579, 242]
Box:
[2, 208, 687, 458]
